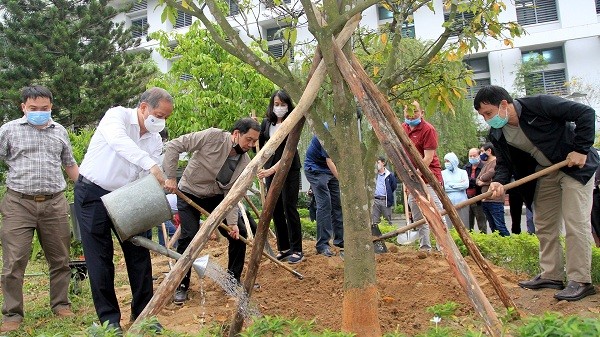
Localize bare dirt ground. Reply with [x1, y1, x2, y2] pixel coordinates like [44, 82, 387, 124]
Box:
[115, 239, 600, 336]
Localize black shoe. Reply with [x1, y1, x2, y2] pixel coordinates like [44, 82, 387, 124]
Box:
[374, 240, 388, 254]
[276, 250, 293, 261]
[173, 287, 188, 305]
[288, 252, 304, 264]
[518, 274, 564, 290]
[317, 247, 335, 257]
[554, 281, 596, 301]
[148, 321, 164, 334]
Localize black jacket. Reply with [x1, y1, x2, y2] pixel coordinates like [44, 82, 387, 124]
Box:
[259, 118, 301, 171]
[489, 95, 599, 207]
[464, 162, 483, 197]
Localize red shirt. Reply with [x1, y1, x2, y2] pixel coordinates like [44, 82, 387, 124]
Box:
[402, 119, 443, 184]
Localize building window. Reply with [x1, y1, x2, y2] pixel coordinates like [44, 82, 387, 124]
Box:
[443, 10, 475, 37]
[266, 26, 294, 62]
[515, 0, 558, 26]
[129, 0, 147, 13]
[521, 47, 567, 95]
[174, 10, 192, 29]
[131, 17, 149, 38]
[464, 56, 490, 99]
[377, 5, 393, 21]
[228, 0, 239, 16]
[467, 78, 491, 99]
[401, 22, 415, 38]
[262, 0, 291, 9]
[596, 0, 600, 14]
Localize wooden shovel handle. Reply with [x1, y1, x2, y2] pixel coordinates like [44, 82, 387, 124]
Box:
[376, 159, 570, 241]
[174, 190, 304, 280]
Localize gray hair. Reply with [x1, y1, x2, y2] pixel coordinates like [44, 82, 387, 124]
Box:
[138, 87, 173, 108]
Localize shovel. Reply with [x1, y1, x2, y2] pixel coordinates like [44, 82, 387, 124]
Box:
[175, 190, 304, 280]
[375, 159, 570, 242]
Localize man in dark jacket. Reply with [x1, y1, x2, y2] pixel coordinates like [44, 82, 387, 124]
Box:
[464, 147, 487, 233]
[474, 85, 599, 301]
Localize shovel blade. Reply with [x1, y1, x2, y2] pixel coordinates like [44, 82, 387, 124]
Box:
[192, 255, 210, 278]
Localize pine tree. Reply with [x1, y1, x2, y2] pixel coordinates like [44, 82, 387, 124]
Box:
[0, 0, 157, 127]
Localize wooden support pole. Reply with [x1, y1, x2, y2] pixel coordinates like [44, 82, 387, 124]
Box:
[346, 51, 525, 322]
[174, 190, 303, 280]
[130, 16, 361, 330]
[229, 118, 305, 336]
[331, 42, 503, 336]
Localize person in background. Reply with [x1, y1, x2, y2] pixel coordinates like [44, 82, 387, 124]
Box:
[476, 143, 510, 236]
[371, 156, 398, 253]
[475, 85, 598, 301]
[304, 132, 344, 257]
[74, 87, 172, 333]
[591, 164, 600, 247]
[307, 187, 317, 222]
[401, 100, 445, 251]
[464, 147, 487, 233]
[257, 90, 303, 264]
[158, 193, 179, 247]
[441, 152, 469, 228]
[507, 181, 535, 235]
[163, 118, 259, 304]
[0, 85, 79, 333]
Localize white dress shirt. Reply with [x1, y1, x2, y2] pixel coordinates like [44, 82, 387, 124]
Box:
[79, 106, 162, 191]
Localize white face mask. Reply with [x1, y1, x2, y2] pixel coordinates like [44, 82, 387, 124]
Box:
[144, 115, 165, 133]
[273, 106, 288, 118]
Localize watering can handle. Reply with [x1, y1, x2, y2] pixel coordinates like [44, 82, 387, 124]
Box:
[174, 190, 304, 280]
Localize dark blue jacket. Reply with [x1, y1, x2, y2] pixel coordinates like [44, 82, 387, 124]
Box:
[378, 169, 398, 207]
[489, 95, 599, 207]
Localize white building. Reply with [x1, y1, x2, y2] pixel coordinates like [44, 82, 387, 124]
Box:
[113, 0, 600, 107]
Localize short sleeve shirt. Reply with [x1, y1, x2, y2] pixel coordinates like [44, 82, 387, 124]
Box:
[402, 119, 443, 184]
[0, 117, 76, 194]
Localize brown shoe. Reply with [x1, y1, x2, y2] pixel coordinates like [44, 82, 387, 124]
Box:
[54, 308, 75, 317]
[0, 320, 21, 333]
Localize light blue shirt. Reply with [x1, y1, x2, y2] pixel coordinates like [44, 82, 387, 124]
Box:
[375, 172, 386, 197]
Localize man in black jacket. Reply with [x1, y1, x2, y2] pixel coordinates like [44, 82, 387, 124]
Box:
[474, 85, 599, 301]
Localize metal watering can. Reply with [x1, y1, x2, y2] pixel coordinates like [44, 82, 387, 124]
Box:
[101, 174, 210, 276]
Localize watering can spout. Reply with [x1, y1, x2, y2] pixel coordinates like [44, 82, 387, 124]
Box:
[192, 255, 210, 278]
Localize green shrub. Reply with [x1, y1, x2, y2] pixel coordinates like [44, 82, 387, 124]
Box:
[301, 218, 316, 240]
[298, 208, 310, 219]
[240, 316, 354, 337]
[450, 229, 600, 283]
[515, 312, 600, 337]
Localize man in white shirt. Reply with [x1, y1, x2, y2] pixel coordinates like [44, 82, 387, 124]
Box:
[73, 87, 173, 333]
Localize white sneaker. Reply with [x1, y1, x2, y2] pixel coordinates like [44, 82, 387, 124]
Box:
[397, 230, 419, 245]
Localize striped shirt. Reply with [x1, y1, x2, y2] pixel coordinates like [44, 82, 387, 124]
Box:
[0, 117, 76, 194]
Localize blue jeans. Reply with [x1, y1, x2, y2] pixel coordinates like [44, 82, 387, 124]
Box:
[482, 202, 510, 236]
[157, 219, 177, 247]
[304, 169, 344, 252]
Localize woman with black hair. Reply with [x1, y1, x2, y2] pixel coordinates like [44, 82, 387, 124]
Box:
[257, 90, 304, 264]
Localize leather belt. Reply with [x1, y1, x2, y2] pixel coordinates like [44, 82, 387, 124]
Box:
[374, 196, 386, 200]
[78, 175, 94, 185]
[7, 189, 59, 202]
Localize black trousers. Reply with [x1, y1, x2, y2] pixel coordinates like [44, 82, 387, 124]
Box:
[177, 193, 247, 286]
[265, 168, 303, 253]
[591, 187, 600, 236]
[508, 192, 524, 234]
[74, 177, 153, 325]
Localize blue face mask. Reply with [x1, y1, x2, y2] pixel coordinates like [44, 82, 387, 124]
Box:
[404, 118, 421, 127]
[444, 162, 454, 171]
[486, 107, 508, 129]
[468, 157, 480, 165]
[27, 111, 51, 126]
[480, 153, 489, 161]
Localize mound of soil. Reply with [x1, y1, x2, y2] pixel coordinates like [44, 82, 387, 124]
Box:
[116, 239, 600, 335]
